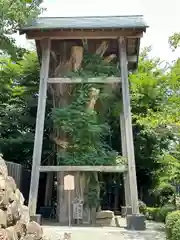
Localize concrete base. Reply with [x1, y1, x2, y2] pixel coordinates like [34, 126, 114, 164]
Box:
[121, 206, 132, 217]
[30, 214, 42, 225]
[126, 214, 146, 230]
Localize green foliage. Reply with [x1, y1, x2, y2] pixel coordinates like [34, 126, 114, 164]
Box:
[0, 0, 43, 58]
[169, 32, 180, 51]
[152, 183, 176, 206]
[52, 52, 124, 167]
[158, 205, 175, 223]
[146, 205, 175, 223]
[127, 50, 174, 192]
[52, 51, 123, 209]
[0, 36, 28, 60]
[53, 99, 123, 166]
[132, 54, 180, 130]
[145, 207, 160, 221]
[165, 210, 180, 239]
[175, 196, 180, 210]
[0, 0, 42, 32]
[138, 200, 147, 215]
[0, 52, 52, 166]
[157, 154, 180, 185]
[67, 49, 120, 79]
[84, 172, 100, 208]
[126, 47, 180, 196]
[171, 219, 180, 240]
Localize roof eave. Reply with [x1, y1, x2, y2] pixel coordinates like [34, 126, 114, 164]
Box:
[19, 26, 148, 35]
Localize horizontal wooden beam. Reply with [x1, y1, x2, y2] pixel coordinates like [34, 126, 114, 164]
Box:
[25, 29, 144, 40]
[39, 165, 127, 172]
[47, 76, 121, 84]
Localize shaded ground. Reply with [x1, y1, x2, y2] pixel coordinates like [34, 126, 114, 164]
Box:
[42, 218, 165, 240]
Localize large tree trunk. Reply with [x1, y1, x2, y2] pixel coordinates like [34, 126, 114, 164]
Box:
[49, 42, 115, 224]
[54, 84, 70, 224]
[50, 46, 85, 224]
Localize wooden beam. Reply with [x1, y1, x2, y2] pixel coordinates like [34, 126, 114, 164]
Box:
[120, 113, 131, 207]
[28, 38, 51, 216]
[118, 37, 139, 214]
[39, 165, 127, 172]
[25, 29, 144, 40]
[48, 76, 121, 84]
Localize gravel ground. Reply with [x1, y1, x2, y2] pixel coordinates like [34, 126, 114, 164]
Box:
[42, 219, 165, 240]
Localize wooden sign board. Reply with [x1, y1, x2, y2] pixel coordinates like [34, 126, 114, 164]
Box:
[64, 174, 75, 190]
[73, 203, 83, 219]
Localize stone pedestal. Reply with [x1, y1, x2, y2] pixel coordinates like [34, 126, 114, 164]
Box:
[126, 214, 146, 230]
[121, 206, 132, 217]
[30, 214, 42, 225]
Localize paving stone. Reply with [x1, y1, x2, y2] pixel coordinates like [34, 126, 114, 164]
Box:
[42, 219, 165, 240]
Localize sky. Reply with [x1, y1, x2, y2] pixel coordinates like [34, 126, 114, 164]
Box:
[16, 0, 180, 62]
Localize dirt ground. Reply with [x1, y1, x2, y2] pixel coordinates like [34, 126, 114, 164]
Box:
[42, 218, 165, 240]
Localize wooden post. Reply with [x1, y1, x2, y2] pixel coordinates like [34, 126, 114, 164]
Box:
[120, 113, 131, 207]
[118, 37, 139, 214]
[45, 172, 53, 206]
[44, 157, 54, 206]
[28, 38, 51, 216]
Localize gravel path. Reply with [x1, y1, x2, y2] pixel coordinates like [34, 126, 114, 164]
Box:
[42, 219, 165, 240]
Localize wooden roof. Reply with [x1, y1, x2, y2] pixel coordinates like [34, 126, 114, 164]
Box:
[20, 15, 148, 33]
[20, 15, 148, 70]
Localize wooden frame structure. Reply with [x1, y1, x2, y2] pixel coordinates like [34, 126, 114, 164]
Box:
[20, 15, 147, 220]
[39, 165, 127, 172]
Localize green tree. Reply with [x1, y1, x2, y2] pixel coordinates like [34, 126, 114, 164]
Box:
[130, 48, 180, 197]
[169, 32, 180, 51]
[0, 0, 43, 58]
[0, 52, 52, 167]
[108, 47, 179, 199]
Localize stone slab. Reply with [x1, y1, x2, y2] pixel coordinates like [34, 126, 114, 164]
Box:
[96, 210, 114, 219]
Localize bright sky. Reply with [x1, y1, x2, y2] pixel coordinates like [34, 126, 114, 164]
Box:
[16, 0, 180, 62]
